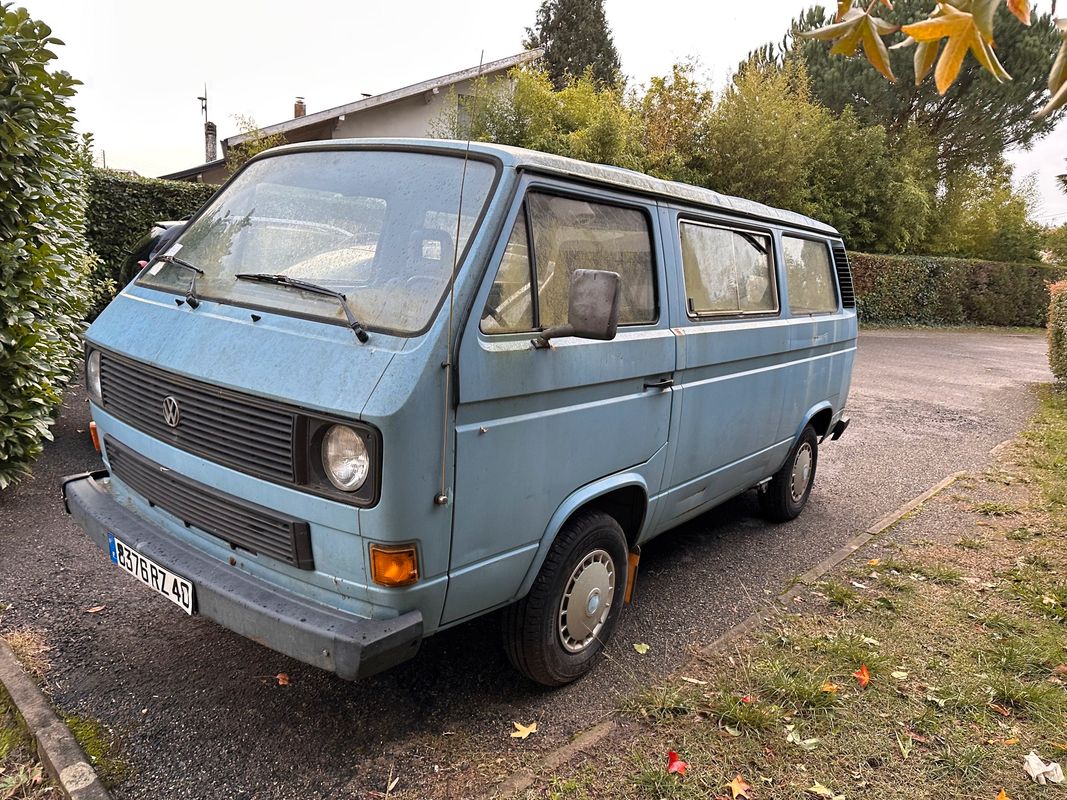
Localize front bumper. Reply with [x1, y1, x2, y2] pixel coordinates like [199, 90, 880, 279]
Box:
[61, 471, 422, 681]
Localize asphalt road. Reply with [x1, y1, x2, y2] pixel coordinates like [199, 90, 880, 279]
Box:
[0, 329, 1053, 799]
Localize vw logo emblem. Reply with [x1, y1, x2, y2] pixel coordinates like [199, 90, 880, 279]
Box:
[162, 395, 181, 428]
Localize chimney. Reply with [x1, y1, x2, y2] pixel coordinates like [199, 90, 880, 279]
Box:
[204, 121, 217, 162]
[294, 97, 306, 118]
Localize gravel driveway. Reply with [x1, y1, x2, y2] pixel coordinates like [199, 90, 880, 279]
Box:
[0, 329, 1052, 799]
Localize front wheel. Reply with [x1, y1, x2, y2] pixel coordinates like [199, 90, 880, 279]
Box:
[502, 510, 628, 686]
[759, 424, 819, 522]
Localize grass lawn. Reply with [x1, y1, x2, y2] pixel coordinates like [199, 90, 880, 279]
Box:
[531, 387, 1067, 800]
[0, 684, 54, 799]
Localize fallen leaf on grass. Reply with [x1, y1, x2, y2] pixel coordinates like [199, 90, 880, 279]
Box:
[1003, 738, 1020, 746]
[853, 664, 871, 688]
[723, 725, 742, 737]
[891, 670, 909, 680]
[510, 721, 537, 739]
[862, 636, 880, 646]
[681, 676, 707, 685]
[990, 702, 1012, 717]
[275, 673, 291, 686]
[83, 605, 106, 614]
[726, 774, 753, 798]
[868, 558, 881, 566]
[820, 681, 840, 693]
[1053, 664, 1067, 676]
[667, 750, 688, 776]
[996, 790, 1011, 800]
[740, 695, 755, 704]
[1022, 751, 1065, 784]
[1041, 594, 1057, 606]
[386, 775, 399, 793]
[806, 781, 844, 799]
[786, 727, 821, 751]
[633, 642, 650, 655]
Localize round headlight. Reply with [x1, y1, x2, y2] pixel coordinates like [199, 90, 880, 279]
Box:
[86, 350, 102, 404]
[321, 425, 370, 492]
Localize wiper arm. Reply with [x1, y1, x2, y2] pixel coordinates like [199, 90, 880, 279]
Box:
[156, 254, 204, 309]
[234, 273, 370, 343]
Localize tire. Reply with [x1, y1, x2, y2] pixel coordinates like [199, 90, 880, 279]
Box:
[502, 510, 628, 686]
[759, 424, 819, 522]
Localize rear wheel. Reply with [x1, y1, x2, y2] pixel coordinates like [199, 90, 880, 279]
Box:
[759, 424, 819, 522]
[502, 510, 628, 686]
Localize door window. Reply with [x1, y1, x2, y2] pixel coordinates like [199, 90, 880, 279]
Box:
[782, 236, 837, 314]
[679, 222, 777, 316]
[481, 193, 656, 333]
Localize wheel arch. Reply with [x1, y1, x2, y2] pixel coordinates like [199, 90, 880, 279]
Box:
[512, 473, 649, 600]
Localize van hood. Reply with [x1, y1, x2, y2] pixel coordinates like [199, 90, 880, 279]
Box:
[86, 288, 399, 418]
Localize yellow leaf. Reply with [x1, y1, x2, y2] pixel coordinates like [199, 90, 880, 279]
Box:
[820, 681, 840, 693]
[1050, 39, 1067, 94]
[902, 3, 1012, 93]
[727, 774, 754, 799]
[806, 782, 843, 799]
[1007, 0, 1030, 26]
[1003, 737, 1019, 746]
[902, 4, 972, 42]
[867, 558, 881, 566]
[510, 721, 538, 739]
[837, 0, 853, 21]
[861, 15, 898, 81]
[971, 0, 1000, 43]
[912, 41, 938, 87]
[1037, 79, 1067, 118]
[995, 789, 1011, 800]
[800, 7, 865, 42]
[633, 642, 650, 655]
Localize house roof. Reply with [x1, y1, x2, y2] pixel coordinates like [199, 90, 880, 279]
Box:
[261, 138, 839, 236]
[159, 158, 226, 181]
[223, 49, 543, 149]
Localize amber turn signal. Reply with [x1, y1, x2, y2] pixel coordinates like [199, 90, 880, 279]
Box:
[369, 544, 419, 588]
[89, 421, 100, 453]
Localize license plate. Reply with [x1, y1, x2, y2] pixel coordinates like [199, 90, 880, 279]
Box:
[107, 534, 195, 615]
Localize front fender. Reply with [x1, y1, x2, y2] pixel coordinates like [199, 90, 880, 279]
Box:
[512, 471, 650, 600]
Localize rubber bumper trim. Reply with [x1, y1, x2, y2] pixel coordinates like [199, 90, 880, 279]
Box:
[61, 471, 422, 680]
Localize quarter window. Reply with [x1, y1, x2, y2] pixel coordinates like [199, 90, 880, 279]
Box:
[481, 193, 656, 333]
[783, 236, 837, 314]
[679, 222, 777, 316]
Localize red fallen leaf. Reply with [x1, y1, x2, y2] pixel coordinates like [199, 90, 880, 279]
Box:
[667, 750, 688, 776]
[740, 695, 755, 704]
[853, 664, 871, 689]
[275, 673, 291, 686]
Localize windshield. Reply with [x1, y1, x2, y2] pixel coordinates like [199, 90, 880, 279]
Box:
[138, 150, 498, 335]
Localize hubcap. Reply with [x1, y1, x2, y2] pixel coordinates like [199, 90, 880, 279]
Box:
[791, 442, 813, 502]
[558, 549, 616, 653]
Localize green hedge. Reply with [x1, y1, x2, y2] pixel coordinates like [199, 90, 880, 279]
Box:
[851, 253, 1067, 328]
[86, 169, 216, 316]
[1050, 281, 1067, 383]
[0, 7, 92, 488]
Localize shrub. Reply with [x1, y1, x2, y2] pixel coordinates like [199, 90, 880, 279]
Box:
[1050, 281, 1067, 384]
[851, 253, 1065, 328]
[85, 169, 215, 316]
[0, 6, 92, 488]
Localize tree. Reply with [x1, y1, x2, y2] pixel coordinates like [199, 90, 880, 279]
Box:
[636, 61, 714, 183]
[225, 115, 284, 175]
[438, 68, 644, 170]
[929, 158, 1044, 261]
[783, 1, 1064, 177]
[1059, 161, 1067, 193]
[1, 5, 93, 486]
[524, 0, 622, 90]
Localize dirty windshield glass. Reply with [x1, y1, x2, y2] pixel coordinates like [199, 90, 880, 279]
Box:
[138, 150, 497, 335]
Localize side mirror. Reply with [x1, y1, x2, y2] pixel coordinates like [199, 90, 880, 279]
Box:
[533, 269, 621, 348]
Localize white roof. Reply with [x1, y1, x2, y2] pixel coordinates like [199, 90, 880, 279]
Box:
[224, 50, 543, 149]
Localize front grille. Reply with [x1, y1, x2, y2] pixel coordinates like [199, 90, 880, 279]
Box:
[106, 437, 314, 569]
[830, 243, 856, 309]
[99, 352, 296, 483]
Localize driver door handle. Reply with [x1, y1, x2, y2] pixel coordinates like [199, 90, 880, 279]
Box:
[643, 376, 674, 390]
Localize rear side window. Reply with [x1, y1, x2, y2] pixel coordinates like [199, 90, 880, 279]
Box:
[481, 193, 656, 333]
[783, 236, 837, 314]
[679, 222, 777, 316]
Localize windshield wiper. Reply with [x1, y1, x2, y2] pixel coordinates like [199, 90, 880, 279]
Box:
[234, 273, 370, 343]
[156, 254, 204, 309]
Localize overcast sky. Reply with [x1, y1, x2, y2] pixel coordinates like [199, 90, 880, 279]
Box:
[17, 0, 1067, 224]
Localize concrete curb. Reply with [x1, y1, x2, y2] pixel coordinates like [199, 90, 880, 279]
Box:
[0, 639, 111, 800]
[487, 470, 966, 798]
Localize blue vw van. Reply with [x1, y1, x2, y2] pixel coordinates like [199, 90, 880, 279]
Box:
[63, 140, 855, 686]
